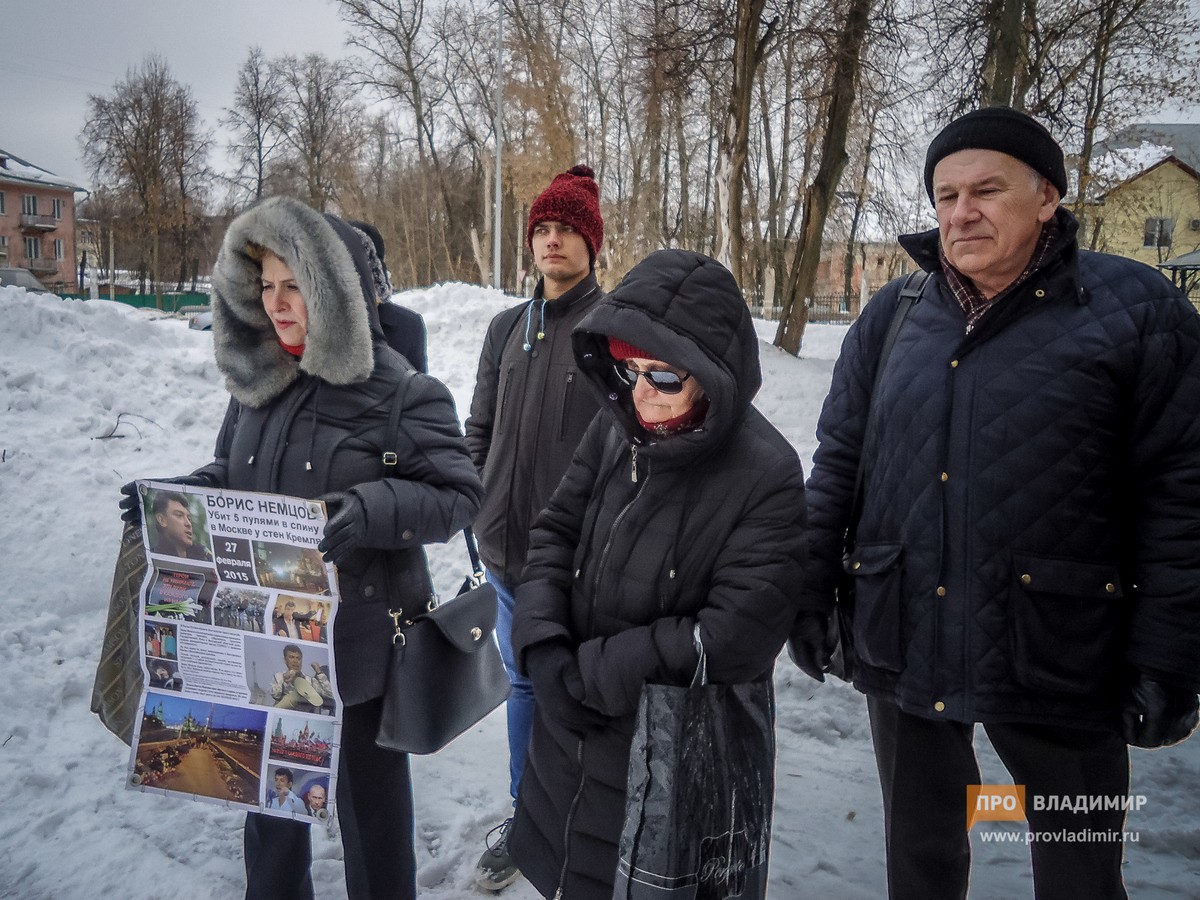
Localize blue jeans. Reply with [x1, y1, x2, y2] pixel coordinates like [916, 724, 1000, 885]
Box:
[490, 570, 535, 804]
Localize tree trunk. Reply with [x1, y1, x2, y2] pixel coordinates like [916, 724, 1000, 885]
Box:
[774, 0, 873, 355]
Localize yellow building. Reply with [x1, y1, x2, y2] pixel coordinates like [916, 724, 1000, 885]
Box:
[1086, 155, 1200, 268]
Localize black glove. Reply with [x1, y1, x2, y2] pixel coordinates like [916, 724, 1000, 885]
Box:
[1121, 671, 1199, 748]
[787, 611, 833, 683]
[119, 474, 212, 525]
[527, 642, 606, 735]
[317, 492, 368, 567]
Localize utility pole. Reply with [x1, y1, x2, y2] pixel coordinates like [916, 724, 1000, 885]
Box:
[492, 0, 504, 290]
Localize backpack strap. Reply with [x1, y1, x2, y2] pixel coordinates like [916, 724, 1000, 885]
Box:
[845, 270, 929, 548]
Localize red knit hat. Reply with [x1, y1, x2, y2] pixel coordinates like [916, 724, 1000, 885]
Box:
[527, 165, 604, 261]
[608, 336, 651, 361]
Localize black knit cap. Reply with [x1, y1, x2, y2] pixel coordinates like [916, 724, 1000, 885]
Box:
[923, 107, 1067, 204]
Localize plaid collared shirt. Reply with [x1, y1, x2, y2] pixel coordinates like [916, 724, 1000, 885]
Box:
[940, 217, 1060, 333]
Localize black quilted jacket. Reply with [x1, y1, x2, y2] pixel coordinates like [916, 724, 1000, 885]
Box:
[804, 209, 1200, 728]
[508, 250, 807, 900]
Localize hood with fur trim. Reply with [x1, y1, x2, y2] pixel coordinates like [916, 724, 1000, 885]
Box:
[572, 249, 760, 464]
[210, 196, 381, 408]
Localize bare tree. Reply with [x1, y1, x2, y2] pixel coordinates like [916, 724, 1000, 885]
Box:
[222, 47, 285, 203]
[272, 53, 366, 211]
[774, 0, 874, 354]
[80, 54, 212, 307]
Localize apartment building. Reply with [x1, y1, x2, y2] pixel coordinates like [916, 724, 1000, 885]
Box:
[0, 148, 86, 290]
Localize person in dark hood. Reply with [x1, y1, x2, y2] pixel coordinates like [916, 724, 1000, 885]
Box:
[345, 219, 429, 374]
[119, 195, 483, 900]
[506, 249, 807, 900]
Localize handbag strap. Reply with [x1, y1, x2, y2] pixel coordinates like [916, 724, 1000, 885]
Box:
[845, 269, 928, 550]
[463, 527, 486, 586]
[382, 373, 414, 470]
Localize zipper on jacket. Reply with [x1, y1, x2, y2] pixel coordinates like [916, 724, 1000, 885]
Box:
[630, 445, 638, 482]
[554, 739, 587, 899]
[558, 370, 576, 441]
[589, 456, 650, 635]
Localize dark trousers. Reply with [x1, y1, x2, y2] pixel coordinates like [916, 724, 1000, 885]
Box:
[867, 696, 1130, 900]
[245, 697, 417, 900]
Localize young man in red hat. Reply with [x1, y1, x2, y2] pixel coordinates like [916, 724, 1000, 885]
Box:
[466, 165, 607, 891]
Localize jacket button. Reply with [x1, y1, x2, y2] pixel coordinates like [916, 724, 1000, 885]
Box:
[852, 561, 862, 570]
[402, 529, 414, 540]
[936, 586, 946, 597]
[934, 701, 945, 712]
[940, 472, 949, 482]
[1021, 574, 1032, 585]
[363, 585, 376, 598]
[950, 360, 959, 368]
[1035, 289, 1045, 298]
[1105, 583, 1116, 593]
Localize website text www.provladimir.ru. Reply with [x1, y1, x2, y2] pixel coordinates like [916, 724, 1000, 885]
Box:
[978, 828, 1140, 844]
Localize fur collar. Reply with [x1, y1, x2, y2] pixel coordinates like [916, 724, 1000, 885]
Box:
[210, 197, 374, 408]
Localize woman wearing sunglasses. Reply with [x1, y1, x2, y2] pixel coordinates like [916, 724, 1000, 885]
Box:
[507, 248, 808, 899]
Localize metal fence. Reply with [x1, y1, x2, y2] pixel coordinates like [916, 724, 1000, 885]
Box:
[59, 292, 210, 313]
[748, 293, 859, 324]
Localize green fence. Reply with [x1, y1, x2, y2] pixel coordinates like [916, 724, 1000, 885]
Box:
[60, 292, 210, 313]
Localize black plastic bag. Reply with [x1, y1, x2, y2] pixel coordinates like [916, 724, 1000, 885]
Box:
[613, 651, 775, 900]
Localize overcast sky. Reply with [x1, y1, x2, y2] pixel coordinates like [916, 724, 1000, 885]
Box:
[0, 0, 353, 187]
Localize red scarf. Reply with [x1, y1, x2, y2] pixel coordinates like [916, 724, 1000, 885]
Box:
[636, 396, 710, 438]
[280, 339, 305, 357]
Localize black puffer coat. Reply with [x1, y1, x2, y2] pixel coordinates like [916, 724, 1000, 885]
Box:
[803, 209, 1200, 728]
[195, 197, 483, 705]
[508, 250, 807, 900]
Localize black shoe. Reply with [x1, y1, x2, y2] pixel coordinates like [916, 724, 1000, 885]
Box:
[474, 817, 521, 892]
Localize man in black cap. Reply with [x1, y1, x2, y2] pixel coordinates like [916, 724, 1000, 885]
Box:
[792, 107, 1200, 899]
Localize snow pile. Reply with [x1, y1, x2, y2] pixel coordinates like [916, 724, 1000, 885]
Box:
[1, 284, 1196, 899]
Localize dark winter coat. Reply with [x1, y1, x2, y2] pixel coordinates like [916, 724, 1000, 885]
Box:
[465, 272, 605, 587]
[195, 196, 483, 706]
[378, 301, 428, 374]
[803, 209, 1200, 729]
[508, 250, 807, 900]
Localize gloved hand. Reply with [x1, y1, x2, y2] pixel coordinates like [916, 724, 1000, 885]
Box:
[1121, 671, 1199, 748]
[119, 474, 212, 525]
[317, 492, 368, 567]
[787, 611, 833, 683]
[526, 641, 606, 735]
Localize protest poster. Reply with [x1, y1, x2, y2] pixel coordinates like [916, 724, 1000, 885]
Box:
[126, 481, 340, 823]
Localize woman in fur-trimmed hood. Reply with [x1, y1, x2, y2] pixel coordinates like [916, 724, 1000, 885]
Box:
[123, 196, 483, 900]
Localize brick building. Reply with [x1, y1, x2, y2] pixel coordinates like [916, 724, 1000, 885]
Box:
[0, 148, 86, 290]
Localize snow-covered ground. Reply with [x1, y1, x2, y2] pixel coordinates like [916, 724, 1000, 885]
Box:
[1, 283, 1197, 899]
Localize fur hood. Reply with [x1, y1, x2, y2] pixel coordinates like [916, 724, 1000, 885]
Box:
[210, 196, 378, 408]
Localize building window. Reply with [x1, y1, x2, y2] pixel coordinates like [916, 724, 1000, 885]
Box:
[22, 194, 37, 216]
[52, 198, 63, 219]
[54, 239, 65, 260]
[0, 235, 8, 263]
[0, 192, 6, 214]
[1143, 218, 1174, 248]
[25, 236, 41, 259]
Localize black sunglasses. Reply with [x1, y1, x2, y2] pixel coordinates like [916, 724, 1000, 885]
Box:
[613, 364, 692, 395]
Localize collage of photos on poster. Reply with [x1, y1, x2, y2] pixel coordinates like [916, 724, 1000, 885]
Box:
[129, 482, 342, 821]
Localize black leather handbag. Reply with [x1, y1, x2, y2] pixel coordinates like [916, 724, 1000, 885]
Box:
[375, 528, 511, 754]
